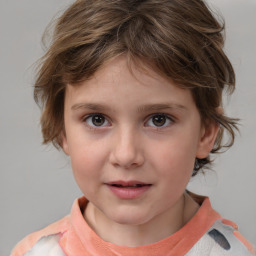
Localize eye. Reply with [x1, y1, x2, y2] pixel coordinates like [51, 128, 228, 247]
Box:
[145, 114, 173, 128]
[84, 114, 109, 127]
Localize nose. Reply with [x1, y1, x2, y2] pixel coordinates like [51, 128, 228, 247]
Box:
[109, 127, 145, 169]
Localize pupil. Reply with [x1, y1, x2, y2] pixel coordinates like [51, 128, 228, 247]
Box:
[92, 115, 105, 126]
[153, 115, 166, 126]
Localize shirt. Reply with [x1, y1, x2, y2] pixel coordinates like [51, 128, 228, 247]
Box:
[11, 197, 255, 256]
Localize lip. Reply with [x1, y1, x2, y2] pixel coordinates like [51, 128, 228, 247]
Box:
[105, 180, 152, 199]
[107, 180, 148, 186]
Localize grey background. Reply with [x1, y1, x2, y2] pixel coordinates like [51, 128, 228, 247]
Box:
[0, 0, 255, 255]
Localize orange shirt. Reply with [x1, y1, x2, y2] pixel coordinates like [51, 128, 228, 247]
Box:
[11, 197, 255, 256]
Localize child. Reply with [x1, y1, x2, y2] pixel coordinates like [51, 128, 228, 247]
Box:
[11, 0, 255, 255]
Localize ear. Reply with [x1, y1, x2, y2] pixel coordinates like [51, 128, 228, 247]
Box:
[61, 131, 70, 155]
[196, 120, 219, 159]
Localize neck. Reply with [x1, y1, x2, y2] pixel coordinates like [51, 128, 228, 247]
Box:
[84, 193, 199, 247]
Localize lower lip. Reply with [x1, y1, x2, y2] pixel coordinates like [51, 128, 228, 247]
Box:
[107, 185, 151, 199]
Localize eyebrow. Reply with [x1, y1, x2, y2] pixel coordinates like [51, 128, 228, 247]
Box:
[137, 103, 187, 113]
[71, 103, 110, 111]
[71, 103, 187, 112]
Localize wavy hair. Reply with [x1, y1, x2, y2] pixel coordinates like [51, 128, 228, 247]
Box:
[34, 0, 239, 174]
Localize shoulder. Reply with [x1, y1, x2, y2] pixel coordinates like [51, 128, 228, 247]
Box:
[186, 219, 255, 256]
[10, 216, 69, 256]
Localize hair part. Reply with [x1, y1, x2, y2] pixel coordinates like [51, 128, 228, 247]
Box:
[34, 0, 239, 175]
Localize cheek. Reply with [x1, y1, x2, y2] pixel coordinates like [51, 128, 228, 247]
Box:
[154, 140, 196, 171]
[150, 138, 197, 188]
[68, 141, 107, 182]
[70, 149, 103, 198]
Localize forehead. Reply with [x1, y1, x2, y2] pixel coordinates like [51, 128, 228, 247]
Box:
[65, 56, 197, 112]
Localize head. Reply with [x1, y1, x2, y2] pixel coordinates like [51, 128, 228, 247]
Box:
[35, 0, 238, 175]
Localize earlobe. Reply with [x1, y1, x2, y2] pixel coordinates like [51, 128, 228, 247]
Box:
[61, 132, 70, 155]
[196, 121, 219, 159]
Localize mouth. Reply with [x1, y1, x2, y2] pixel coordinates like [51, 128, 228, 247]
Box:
[107, 180, 152, 188]
[105, 181, 152, 199]
[111, 184, 146, 188]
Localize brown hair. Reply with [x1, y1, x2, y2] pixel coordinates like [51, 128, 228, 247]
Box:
[34, 0, 238, 174]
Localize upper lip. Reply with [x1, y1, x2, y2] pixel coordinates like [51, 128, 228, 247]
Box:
[106, 180, 151, 186]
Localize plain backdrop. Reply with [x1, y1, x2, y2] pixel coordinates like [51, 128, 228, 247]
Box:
[0, 0, 255, 255]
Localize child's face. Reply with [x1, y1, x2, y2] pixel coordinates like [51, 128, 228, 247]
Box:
[62, 56, 216, 226]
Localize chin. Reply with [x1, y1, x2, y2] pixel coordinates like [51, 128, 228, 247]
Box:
[108, 209, 151, 226]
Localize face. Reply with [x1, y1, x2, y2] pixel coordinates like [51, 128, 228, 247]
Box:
[62, 56, 217, 226]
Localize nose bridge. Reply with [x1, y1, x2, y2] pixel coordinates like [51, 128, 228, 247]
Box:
[110, 125, 144, 168]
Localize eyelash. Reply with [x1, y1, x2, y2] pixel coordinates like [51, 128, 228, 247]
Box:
[82, 113, 175, 130]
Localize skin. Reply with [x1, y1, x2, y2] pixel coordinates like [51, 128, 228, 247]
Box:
[62, 56, 219, 246]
